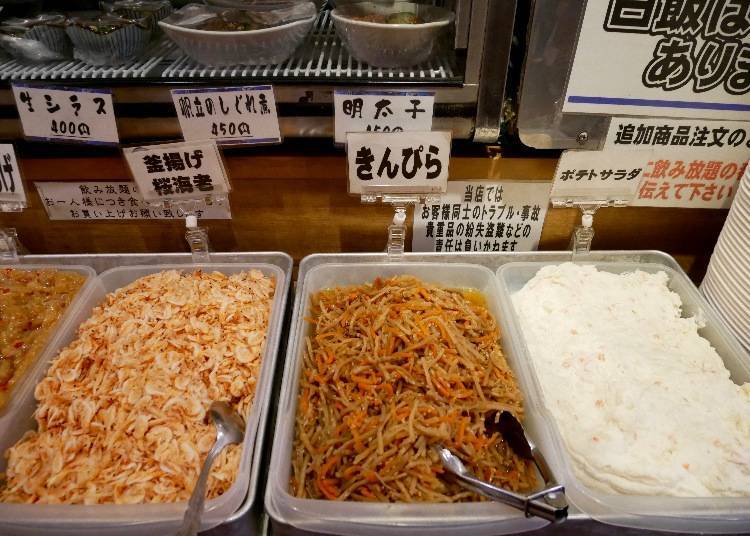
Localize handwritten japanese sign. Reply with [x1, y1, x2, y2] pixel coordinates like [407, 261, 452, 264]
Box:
[413, 181, 551, 253]
[564, 0, 750, 120]
[123, 141, 230, 204]
[12, 84, 119, 145]
[35, 182, 231, 220]
[171, 86, 281, 145]
[347, 131, 450, 195]
[0, 144, 26, 210]
[334, 90, 435, 144]
[551, 150, 646, 203]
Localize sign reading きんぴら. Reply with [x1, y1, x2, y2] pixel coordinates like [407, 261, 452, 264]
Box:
[334, 90, 435, 144]
[563, 0, 750, 120]
[347, 131, 450, 195]
[12, 84, 119, 145]
[123, 140, 230, 204]
[171, 86, 281, 145]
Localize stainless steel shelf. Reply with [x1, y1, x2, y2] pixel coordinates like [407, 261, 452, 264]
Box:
[0, 11, 462, 85]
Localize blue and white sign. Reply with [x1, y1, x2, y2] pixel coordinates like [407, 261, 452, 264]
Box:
[563, 0, 750, 121]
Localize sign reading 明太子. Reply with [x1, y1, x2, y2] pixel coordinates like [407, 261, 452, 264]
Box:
[564, 0, 750, 120]
[334, 90, 435, 144]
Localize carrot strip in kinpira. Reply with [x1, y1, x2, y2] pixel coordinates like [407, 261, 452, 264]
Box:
[291, 275, 535, 503]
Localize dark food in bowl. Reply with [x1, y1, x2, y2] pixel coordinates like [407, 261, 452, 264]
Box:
[353, 12, 423, 24]
[198, 15, 268, 32]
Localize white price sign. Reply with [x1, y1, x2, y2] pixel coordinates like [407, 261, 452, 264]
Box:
[12, 84, 119, 145]
[171, 85, 281, 145]
[347, 131, 450, 195]
[563, 1, 750, 120]
[334, 90, 435, 144]
[550, 149, 646, 204]
[123, 140, 231, 204]
[0, 144, 26, 209]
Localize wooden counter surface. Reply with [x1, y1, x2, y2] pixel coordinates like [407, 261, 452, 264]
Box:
[0, 152, 727, 282]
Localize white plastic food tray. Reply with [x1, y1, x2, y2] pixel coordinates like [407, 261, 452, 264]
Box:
[265, 260, 557, 536]
[0, 263, 96, 423]
[495, 260, 750, 534]
[0, 253, 291, 536]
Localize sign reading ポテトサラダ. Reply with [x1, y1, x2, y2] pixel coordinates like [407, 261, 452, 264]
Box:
[0, 144, 26, 209]
[563, 0, 750, 120]
[347, 131, 450, 195]
[334, 90, 435, 144]
[171, 86, 281, 145]
[12, 84, 119, 144]
[123, 141, 230, 204]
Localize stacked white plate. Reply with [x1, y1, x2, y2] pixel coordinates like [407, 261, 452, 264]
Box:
[701, 165, 750, 353]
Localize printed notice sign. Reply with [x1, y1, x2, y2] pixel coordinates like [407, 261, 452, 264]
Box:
[12, 84, 119, 145]
[606, 117, 750, 208]
[334, 90, 435, 144]
[171, 86, 281, 145]
[0, 144, 26, 209]
[347, 131, 450, 195]
[413, 181, 551, 253]
[123, 140, 230, 203]
[35, 182, 231, 220]
[551, 150, 646, 203]
[563, 0, 750, 120]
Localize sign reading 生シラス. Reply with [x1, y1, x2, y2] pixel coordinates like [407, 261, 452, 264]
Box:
[123, 141, 230, 204]
[563, 0, 750, 120]
[347, 131, 450, 195]
[171, 86, 281, 145]
[12, 84, 119, 145]
[334, 90, 435, 144]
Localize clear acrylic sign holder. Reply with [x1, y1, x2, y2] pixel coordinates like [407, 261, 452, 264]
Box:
[360, 186, 443, 260]
[0, 200, 27, 263]
[161, 195, 229, 264]
[550, 194, 632, 260]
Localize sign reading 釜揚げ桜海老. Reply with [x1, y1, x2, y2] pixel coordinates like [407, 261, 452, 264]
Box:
[123, 141, 231, 204]
[563, 0, 750, 120]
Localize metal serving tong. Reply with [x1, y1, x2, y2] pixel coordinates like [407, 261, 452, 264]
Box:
[436, 410, 568, 524]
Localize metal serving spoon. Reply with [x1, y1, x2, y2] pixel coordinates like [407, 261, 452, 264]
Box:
[436, 411, 567, 523]
[176, 401, 245, 536]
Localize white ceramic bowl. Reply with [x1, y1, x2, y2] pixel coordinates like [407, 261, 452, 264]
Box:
[159, 14, 314, 66]
[331, 1, 454, 68]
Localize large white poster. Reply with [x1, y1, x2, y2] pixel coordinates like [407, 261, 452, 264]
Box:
[563, 0, 750, 120]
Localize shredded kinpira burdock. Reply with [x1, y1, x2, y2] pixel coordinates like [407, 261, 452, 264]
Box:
[291, 275, 536, 502]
